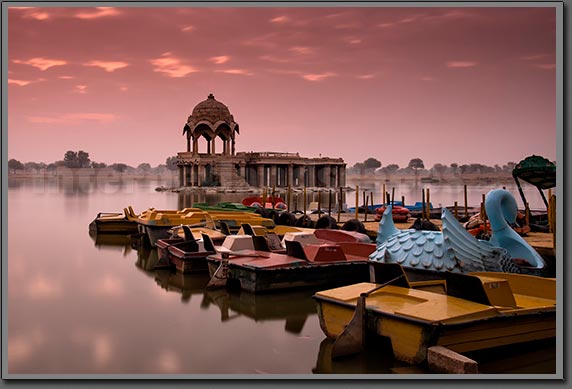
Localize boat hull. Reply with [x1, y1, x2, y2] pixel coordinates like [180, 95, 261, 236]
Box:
[207, 257, 370, 293]
[314, 278, 556, 365]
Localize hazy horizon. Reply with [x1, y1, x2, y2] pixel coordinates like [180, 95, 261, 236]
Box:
[7, 6, 557, 168]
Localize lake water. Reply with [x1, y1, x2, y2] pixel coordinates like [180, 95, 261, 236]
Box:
[6, 176, 555, 375]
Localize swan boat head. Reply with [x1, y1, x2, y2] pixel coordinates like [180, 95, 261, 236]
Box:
[371, 191, 546, 275]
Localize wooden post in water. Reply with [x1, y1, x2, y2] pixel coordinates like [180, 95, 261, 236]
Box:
[481, 193, 487, 235]
[464, 185, 468, 218]
[318, 190, 322, 218]
[454, 201, 458, 219]
[287, 185, 291, 212]
[337, 187, 342, 223]
[328, 190, 332, 216]
[262, 187, 267, 208]
[355, 186, 359, 220]
[303, 187, 307, 215]
[391, 188, 395, 206]
[525, 202, 530, 226]
[363, 191, 368, 222]
[272, 185, 276, 210]
[294, 192, 298, 213]
[382, 184, 386, 206]
[421, 189, 426, 221]
[402, 195, 405, 207]
[426, 188, 431, 220]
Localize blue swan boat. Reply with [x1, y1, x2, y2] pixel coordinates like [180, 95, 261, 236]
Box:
[370, 189, 546, 275]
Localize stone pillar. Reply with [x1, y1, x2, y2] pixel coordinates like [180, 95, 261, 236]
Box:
[212, 138, 216, 155]
[270, 165, 277, 187]
[186, 135, 191, 152]
[287, 164, 294, 187]
[190, 164, 194, 186]
[240, 163, 246, 179]
[182, 165, 188, 186]
[297, 166, 304, 187]
[323, 165, 331, 187]
[257, 164, 264, 187]
[339, 166, 346, 187]
[308, 166, 315, 187]
[197, 164, 203, 187]
[179, 166, 184, 186]
[232, 138, 235, 155]
[193, 137, 198, 156]
[207, 140, 211, 155]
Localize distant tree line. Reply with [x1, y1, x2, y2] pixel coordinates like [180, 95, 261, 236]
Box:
[8, 150, 181, 175]
[347, 157, 544, 178]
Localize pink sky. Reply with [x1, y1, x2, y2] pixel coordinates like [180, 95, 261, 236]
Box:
[7, 6, 557, 169]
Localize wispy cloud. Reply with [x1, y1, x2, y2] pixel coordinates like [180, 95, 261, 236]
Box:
[74, 85, 88, 94]
[28, 113, 117, 125]
[58, 75, 75, 80]
[378, 14, 425, 28]
[520, 54, 550, 61]
[302, 72, 336, 82]
[149, 52, 198, 78]
[10, 7, 51, 20]
[13, 57, 67, 71]
[289, 46, 313, 55]
[74, 7, 121, 20]
[355, 74, 375, 80]
[83, 60, 129, 72]
[420, 76, 435, 81]
[119, 86, 129, 92]
[446, 61, 478, 68]
[270, 15, 289, 23]
[259, 55, 290, 64]
[534, 64, 556, 70]
[344, 37, 362, 45]
[210, 56, 230, 65]
[215, 69, 253, 76]
[181, 25, 194, 32]
[8, 79, 34, 86]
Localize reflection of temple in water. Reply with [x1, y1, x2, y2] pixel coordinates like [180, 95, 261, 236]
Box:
[177, 94, 347, 189]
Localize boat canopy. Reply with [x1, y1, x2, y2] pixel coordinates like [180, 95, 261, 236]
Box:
[512, 155, 556, 208]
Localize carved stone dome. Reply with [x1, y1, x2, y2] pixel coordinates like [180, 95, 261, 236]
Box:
[188, 93, 235, 125]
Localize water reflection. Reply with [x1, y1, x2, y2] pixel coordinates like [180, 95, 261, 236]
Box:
[204, 288, 316, 334]
[88, 231, 133, 256]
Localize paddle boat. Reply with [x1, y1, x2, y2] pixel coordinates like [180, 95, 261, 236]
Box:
[136, 207, 275, 247]
[204, 231, 373, 293]
[155, 226, 217, 274]
[89, 206, 139, 233]
[193, 202, 258, 213]
[373, 205, 411, 223]
[313, 262, 556, 365]
[242, 195, 288, 211]
[369, 189, 547, 276]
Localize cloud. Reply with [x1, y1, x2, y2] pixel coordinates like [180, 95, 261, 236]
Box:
[289, 46, 313, 55]
[28, 113, 117, 125]
[378, 22, 396, 28]
[74, 7, 121, 20]
[420, 76, 435, 81]
[10, 7, 51, 20]
[181, 25, 194, 32]
[344, 37, 362, 45]
[355, 74, 375, 80]
[8, 79, 34, 86]
[302, 72, 336, 82]
[119, 86, 129, 92]
[446, 61, 478, 68]
[520, 54, 550, 61]
[74, 85, 88, 94]
[534, 64, 556, 70]
[149, 53, 198, 78]
[215, 69, 253, 76]
[13, 57, 67, 71]
[84, 60, 129, 72]
[259, 55, 290, 64]
[210, 55, 230, 64]
[270, 15, 289, 23]
[58, 75, 75, 80]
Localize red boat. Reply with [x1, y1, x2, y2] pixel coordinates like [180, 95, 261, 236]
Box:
[374, 205, 411, 223]
[242, 196, 287, 211]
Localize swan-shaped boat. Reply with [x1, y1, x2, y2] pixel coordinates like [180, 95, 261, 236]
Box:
[370, 189, 546, 274]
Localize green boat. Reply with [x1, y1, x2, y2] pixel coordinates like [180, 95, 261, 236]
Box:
[193, 202, 258, 213]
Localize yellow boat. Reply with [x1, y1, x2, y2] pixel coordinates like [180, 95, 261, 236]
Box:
[313, 263, 556, 365]
[89, 206, 139, 233]
[136, 207, 275, 246]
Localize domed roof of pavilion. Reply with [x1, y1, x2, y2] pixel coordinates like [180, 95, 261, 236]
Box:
[187, 94, 236, 127]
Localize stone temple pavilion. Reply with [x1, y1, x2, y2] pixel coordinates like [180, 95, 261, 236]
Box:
[177, 94, 346, 189]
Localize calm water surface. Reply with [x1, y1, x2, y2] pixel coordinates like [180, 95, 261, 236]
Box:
[6, 176, 555, 375]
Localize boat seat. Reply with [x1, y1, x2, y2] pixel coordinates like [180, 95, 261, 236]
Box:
[368, 262, 412, 288]
[240, 223, 257, 236]
[219, 221, 232, 236]
[285, 240, 308, 260]
[445, 272, 492, 306]
[201, 233, 216, 252]
[266, 232, 283, 251]
[252, 235, 272, 252]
